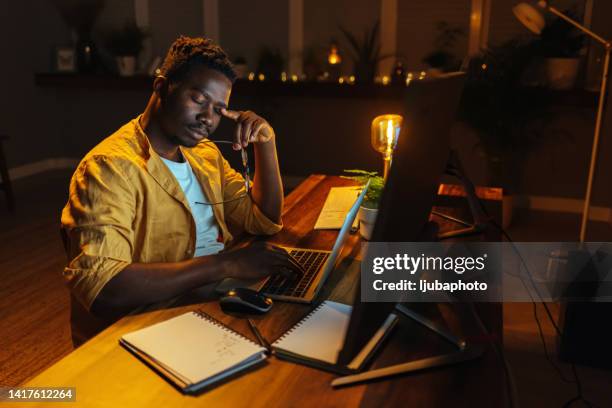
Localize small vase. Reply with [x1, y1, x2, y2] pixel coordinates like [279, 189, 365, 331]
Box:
[358, 206, 378, 240]
[116, 56, 137, 76]
[76, 31, 96, 73]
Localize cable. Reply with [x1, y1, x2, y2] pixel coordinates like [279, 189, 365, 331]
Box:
[485, 212, 597, 407]
[440, 155, 595, 406]
[498, 225, 576, 384]
[468, 303, 518, 408]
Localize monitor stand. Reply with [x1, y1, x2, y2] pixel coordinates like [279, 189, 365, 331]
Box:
[434, 150, 492, 240]
[331, 303, 484, 387]
[332, 151, 492, 388]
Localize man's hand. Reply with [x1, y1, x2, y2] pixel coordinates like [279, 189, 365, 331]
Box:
[220, 108, 275, 150]
[223, 241, 304, 281]
[221, 107, 283, 222]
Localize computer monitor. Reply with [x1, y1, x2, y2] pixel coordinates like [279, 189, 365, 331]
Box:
[337, 72, 467, 365]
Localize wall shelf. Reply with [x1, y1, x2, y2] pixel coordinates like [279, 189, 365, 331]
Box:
[34, 73, 598, 107]
[34, 74, 408, 99]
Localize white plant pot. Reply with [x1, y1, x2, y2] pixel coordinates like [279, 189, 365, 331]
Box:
[116, 56, 137, 77]
[358, 206, 378, 241]
[545, 57, 580, 90]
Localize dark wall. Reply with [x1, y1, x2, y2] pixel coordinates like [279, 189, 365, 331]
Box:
[219, 0, 288, 71]
[1, 1, 68, 167]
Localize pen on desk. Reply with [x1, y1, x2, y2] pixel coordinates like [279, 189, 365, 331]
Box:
[247, 318, 273, 354]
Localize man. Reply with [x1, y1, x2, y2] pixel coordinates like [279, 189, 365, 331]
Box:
[61, 36, 300, 343]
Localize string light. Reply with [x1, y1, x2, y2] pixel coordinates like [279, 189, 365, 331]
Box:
[248, 72, 255, 81]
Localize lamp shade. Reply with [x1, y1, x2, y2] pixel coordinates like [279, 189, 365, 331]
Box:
[513, 3, 546, 35]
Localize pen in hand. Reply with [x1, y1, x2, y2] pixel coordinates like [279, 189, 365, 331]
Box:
[247, 318, 273, 354]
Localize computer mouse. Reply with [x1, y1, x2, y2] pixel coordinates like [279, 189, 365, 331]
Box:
[219, 288, 273, 315]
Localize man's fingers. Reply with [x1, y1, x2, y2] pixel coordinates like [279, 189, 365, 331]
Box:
[251, 121, 265, 142]
[242, 118, 255, 148]
[285, 257, 306, 277]
[233, 122, 242, 150]
[273, 265, 302, 280]
[267, 247, 305, 277]
[221, 108, 240, 121]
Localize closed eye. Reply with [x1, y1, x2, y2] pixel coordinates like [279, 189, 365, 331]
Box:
[191, 94, 206, 104]
[190, 89, 226, 114]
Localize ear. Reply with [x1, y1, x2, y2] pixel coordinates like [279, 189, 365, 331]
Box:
[153, 76, 167, 97]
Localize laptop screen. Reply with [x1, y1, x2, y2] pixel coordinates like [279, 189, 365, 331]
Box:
[314, 179, 371, 291]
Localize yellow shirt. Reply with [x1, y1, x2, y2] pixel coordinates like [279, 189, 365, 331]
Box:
[61, 116, 282, 312]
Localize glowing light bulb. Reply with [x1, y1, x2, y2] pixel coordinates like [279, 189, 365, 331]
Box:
[371, 114, 403, 180]
[385, 119, 394, 147]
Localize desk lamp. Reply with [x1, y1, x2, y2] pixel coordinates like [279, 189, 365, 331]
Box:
[371, 114, 403, 181]
[514, 1, 611, 242]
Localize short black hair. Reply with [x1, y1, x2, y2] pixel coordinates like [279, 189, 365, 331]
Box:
[158, 36, 237, 83]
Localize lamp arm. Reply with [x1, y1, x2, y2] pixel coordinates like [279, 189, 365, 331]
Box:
[541, 2, 611, 47]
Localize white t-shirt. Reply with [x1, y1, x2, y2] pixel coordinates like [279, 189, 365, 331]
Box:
[160, 155, 225, 257]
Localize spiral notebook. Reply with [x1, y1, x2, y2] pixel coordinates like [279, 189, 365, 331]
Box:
[272, 301, 397, 374]
[120, 310, 267, 394]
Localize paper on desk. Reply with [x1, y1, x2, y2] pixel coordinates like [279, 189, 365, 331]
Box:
[314, 186, 362, 230]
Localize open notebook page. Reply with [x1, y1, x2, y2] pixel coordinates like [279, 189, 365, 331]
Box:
[121, 312, 265, 385]
[272, 301, 352, 364]
[314, 186, 362, 230]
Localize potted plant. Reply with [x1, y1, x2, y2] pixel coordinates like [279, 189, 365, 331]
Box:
[342, 170, 384, 240]
[106, 21, 148, 76]
[422, 21, 465, 75]
[536, 9, 585, 89]
[339, 21, 391, 83]
[256, 47, 285, 80]
[459, 38, 560, 227]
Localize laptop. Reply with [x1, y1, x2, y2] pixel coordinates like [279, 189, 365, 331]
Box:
[217, 180, 369, 304]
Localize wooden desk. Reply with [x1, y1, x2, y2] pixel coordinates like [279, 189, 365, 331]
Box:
[23, 175, 504, 407]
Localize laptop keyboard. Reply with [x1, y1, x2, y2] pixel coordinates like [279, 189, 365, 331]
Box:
[261, 249, 330, 297]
